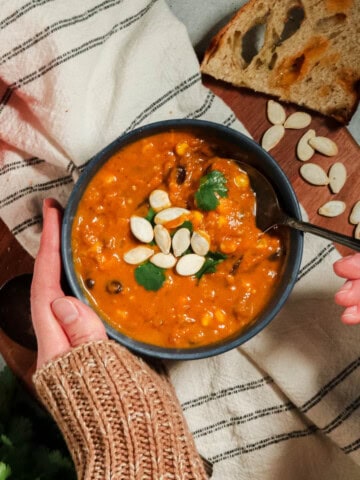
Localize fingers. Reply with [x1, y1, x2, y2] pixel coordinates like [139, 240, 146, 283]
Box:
[51, 297, 107, 347]
[335, 279, 360, 307]
[333, 253, 360, 280]
[340, 305, 360, 325]
[31, 199, 70, 367]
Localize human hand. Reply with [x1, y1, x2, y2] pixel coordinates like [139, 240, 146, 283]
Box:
[31, 198, 107, 369]
[333, 253, 360, 325]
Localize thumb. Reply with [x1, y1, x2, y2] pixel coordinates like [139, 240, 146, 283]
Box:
[51, 297, 108, 347]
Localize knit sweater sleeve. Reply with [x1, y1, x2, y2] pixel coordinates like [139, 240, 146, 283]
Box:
[32, 340, 208, 480]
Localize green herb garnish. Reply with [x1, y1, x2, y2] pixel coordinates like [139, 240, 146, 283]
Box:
[195, 170, 228, 211]
[195, 251, 227, 280]
[177, 220, 193, 232]
[145, 207, 156, 223]
[134, 262, 166, 291]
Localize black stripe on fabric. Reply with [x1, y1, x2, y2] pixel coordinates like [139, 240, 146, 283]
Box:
[0, 176, 73, 209]
[75, 73, 202, 176]
[0, 0, 159, 115]
[123, 72, 202, 133]
[210, 425, 318, 463]
[181, 376, 273, 411]
[0, 0, 54, 30]
[297, 243, 335, 282]
[185, 90, 215, 119]
[0, 0, 125, 66]
[223, 113, 237, 127]
[193, 401, 295, 439]
[343, 437, 360, 454]
[12, 215, 42, 236]
[322, 395, 360, 435]
[300, 356, 360, 413]
[0, 158, 44, 176]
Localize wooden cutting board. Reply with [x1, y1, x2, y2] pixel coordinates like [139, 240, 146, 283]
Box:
[0, 75, 359, 384]
[204, 76, 360, 258]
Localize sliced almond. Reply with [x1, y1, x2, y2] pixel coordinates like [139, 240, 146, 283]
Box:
[300, 163, 329, 186]
[354, 223, 360, 240]
[267, 100, 286, 125]
[284, 112, 312, 129]
[261, 125, 285, 151]
[308, 136, 338, 156]
[176, 254, 205, 276]
[349, 201, 360, 225]
[123, 246, 154, 265]
[154, 207, 190, 225]
[150, 252, 177, 269]
[191, 231, 210, 256]
[154, 224, 171, 254]
[296, 129, 316, 161]
[318, 200, 346, 217]
[328, 162, 347, 194]
[149, 189, 171, 212]
[130, 216, 154, 243]
[172, 227, 191, 257]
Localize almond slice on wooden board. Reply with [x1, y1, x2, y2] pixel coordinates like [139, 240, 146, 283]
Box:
[130, 216, 154, 243]
[296, 129, 316, 161]
[261, 125, 285, 151]
[354, 223, 360, 240]
[318, 200, 346, 217]
[308, 136, 338, 157]
[349, 201, 360, 225]
[267, 100, 286, 125]
[175, 254, 205, 276]
[300, 163, 329, 186]
[123, 246, 154, 265]
[284, 112, 312, 129]
[328, 162, 347, 194]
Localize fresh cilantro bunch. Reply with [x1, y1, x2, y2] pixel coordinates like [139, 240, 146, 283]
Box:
[195, 170, 228, 211]
[0, 367, 76, 480]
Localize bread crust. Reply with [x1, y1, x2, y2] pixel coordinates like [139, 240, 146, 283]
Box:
[201, 0, 360, 124]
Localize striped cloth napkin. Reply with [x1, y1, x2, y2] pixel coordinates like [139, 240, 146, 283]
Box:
[1, 1, 360, 478]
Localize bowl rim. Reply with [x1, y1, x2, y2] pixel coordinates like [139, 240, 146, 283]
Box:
[62, 118, 303, 360]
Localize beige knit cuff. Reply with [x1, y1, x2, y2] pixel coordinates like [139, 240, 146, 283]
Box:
[33, 340, 207, 480]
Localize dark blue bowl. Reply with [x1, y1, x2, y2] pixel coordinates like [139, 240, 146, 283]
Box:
[62, 119, 303, 360]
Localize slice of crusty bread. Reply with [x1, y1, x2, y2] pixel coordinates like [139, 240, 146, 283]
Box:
[201, 0, 360, 124]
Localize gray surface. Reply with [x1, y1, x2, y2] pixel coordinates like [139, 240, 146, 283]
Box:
[166, 0, 360, 144]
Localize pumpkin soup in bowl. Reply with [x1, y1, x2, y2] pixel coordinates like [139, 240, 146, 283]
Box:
[62, 120, 303, 359]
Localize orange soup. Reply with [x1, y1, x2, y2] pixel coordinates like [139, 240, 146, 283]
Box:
[71, 131, 286, 348]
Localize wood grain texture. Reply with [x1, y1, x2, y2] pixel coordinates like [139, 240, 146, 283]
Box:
[204, 76, 360, 257]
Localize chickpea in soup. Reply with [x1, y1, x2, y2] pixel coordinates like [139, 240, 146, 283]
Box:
[71, 131, 286, 348]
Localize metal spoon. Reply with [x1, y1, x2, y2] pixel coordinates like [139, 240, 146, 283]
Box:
[241, 162, 360, 251]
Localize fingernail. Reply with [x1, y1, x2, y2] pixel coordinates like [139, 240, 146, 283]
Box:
[337, 281, 353, 294]
[336, 254, 354, 263]
[52, 298, 78, 324]
[342, 305, 359, 324]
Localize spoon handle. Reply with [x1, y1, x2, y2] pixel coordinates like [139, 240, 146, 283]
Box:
[285, 217, 360, 251]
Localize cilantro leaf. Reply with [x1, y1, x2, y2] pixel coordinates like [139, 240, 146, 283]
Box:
[195, 170, 228, 211]
[195, 251, 227, 280]
[135, 262, 166, 291]
[177, 220, 193, 232]
[145, 207, 156, 223]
